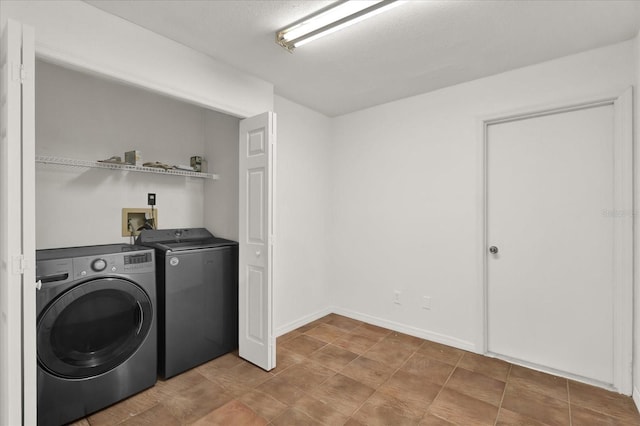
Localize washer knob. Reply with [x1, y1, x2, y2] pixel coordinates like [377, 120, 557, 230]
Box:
[91, 258, 107, 272]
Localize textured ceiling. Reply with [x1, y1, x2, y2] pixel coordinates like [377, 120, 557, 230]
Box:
[85, 0, 640, 117]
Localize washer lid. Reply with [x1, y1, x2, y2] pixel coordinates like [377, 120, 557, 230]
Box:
[136, 228, 237, 252]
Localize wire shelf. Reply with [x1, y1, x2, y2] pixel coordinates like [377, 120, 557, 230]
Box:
[35, 155, 219, 180]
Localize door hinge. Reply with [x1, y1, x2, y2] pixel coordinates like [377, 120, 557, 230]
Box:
[12, 254, 26, 275]
[11, 63, 26, 84]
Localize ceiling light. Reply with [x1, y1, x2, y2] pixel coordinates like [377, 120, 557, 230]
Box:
[276, 0, 400, 52]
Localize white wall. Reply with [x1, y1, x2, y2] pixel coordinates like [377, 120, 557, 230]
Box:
[204, 97, 334, 335]
[273, 96, 333, 334]
[36, 60, 210, 248]
[330, 40, 635, 351]
[203, 110, 240, 240]
[1, 0, 273, 118]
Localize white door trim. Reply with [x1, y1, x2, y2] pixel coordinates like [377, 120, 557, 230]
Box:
[476, 88, 634, 394]
[1, 18, 36, 425]
[20, 22, 37, 426]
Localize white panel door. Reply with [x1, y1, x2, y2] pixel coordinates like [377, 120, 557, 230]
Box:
[0, 19, 36, 426]
[238, 112, 276, 371]
[486, 96, 632, 390]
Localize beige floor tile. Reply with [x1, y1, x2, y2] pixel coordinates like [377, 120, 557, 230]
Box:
[362, 339, 415, 369]
[191, 400, 267, 426]
[343, 418, 367, 426]
[428, 388, 499, 426]
[341, 356, 396, 389]
[309, 373, 375, 416]
[333, 332, 381, 354]
[382, 331, 425, 351]
[353, 390, 425, 426]
[273, 361, 336, 392]
[290, 393, 351, 425]
[377, 370, 442, 412]
[304, 323, 349, 343]
[501, 382, 570, 425]
[308, 344, 359, 371]
[418, 413, 456, 425]
[495, 407, 549, 425]
[508, 364, 568, 401]
[398, 352, 454, 385]
[569, 380, 640, 424]
[276, 329, 301, 344]
[270, 347, 306, 375]
[255, 375, 305, 405]
[87, 386, 159, 425]
[77, 316, 640, 426]
[214, 361, 273, 389]
[271, 407, 325, 426]
[161, 378, 234, 424]
[416, 340, 465, 366]
[119, 403, 180, 426]
[571, 404, 633, 426]
[153, 369, 211, 401]
[457, 352, 511, 382]
[444, 367, 506, 407]
[237, 389, 288, 421]
[295, 318, 328, 334]
[280, 334, 327, 357]
[195, 352, 244, 376]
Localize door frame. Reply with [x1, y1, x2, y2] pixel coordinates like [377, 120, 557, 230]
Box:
[1, 18, 36, 425]
[476, 88, 633, 393]
[5, 13, 276, 423]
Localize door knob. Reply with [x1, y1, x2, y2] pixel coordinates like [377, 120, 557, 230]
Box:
[255, 250, 261, 257]
[489, 246, 499, 254]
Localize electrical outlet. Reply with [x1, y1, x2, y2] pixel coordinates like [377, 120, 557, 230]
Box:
[147, 193, 156, 206]
[422, 296, 431, 310]
[394, 290, 401, 305]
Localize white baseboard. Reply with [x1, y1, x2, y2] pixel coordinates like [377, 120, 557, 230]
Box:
[633, 386, 640, 412]
[274, 306, 333, 337]
[274, 306, 477, 353]
[331, 306, 476, 353]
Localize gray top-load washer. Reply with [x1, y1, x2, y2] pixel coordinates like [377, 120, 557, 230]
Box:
[136, 228, 238, 379]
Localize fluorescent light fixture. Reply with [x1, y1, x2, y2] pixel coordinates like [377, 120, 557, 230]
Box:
[276, 0, 400, 52]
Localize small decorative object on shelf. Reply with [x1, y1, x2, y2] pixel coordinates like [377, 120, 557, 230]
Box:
[35, 156, 219, 180]
[98, 156, 124, 164]
[124, 150, 142, 166]
[190, 156, 202, 172]
[142, 161, 172, 170]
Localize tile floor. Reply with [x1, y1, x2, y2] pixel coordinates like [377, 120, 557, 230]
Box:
[70, 314, 640, 425]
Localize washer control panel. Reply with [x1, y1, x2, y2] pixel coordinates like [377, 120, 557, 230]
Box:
[122, 251, 154, 273]
[91, 258, 107, 272]
[73, 250, 154, 279]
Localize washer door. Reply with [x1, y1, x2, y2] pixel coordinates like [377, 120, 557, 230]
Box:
[37, 277, 152, 379]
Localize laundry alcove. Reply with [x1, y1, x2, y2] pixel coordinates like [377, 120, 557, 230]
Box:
[34, 58, 240, 249]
